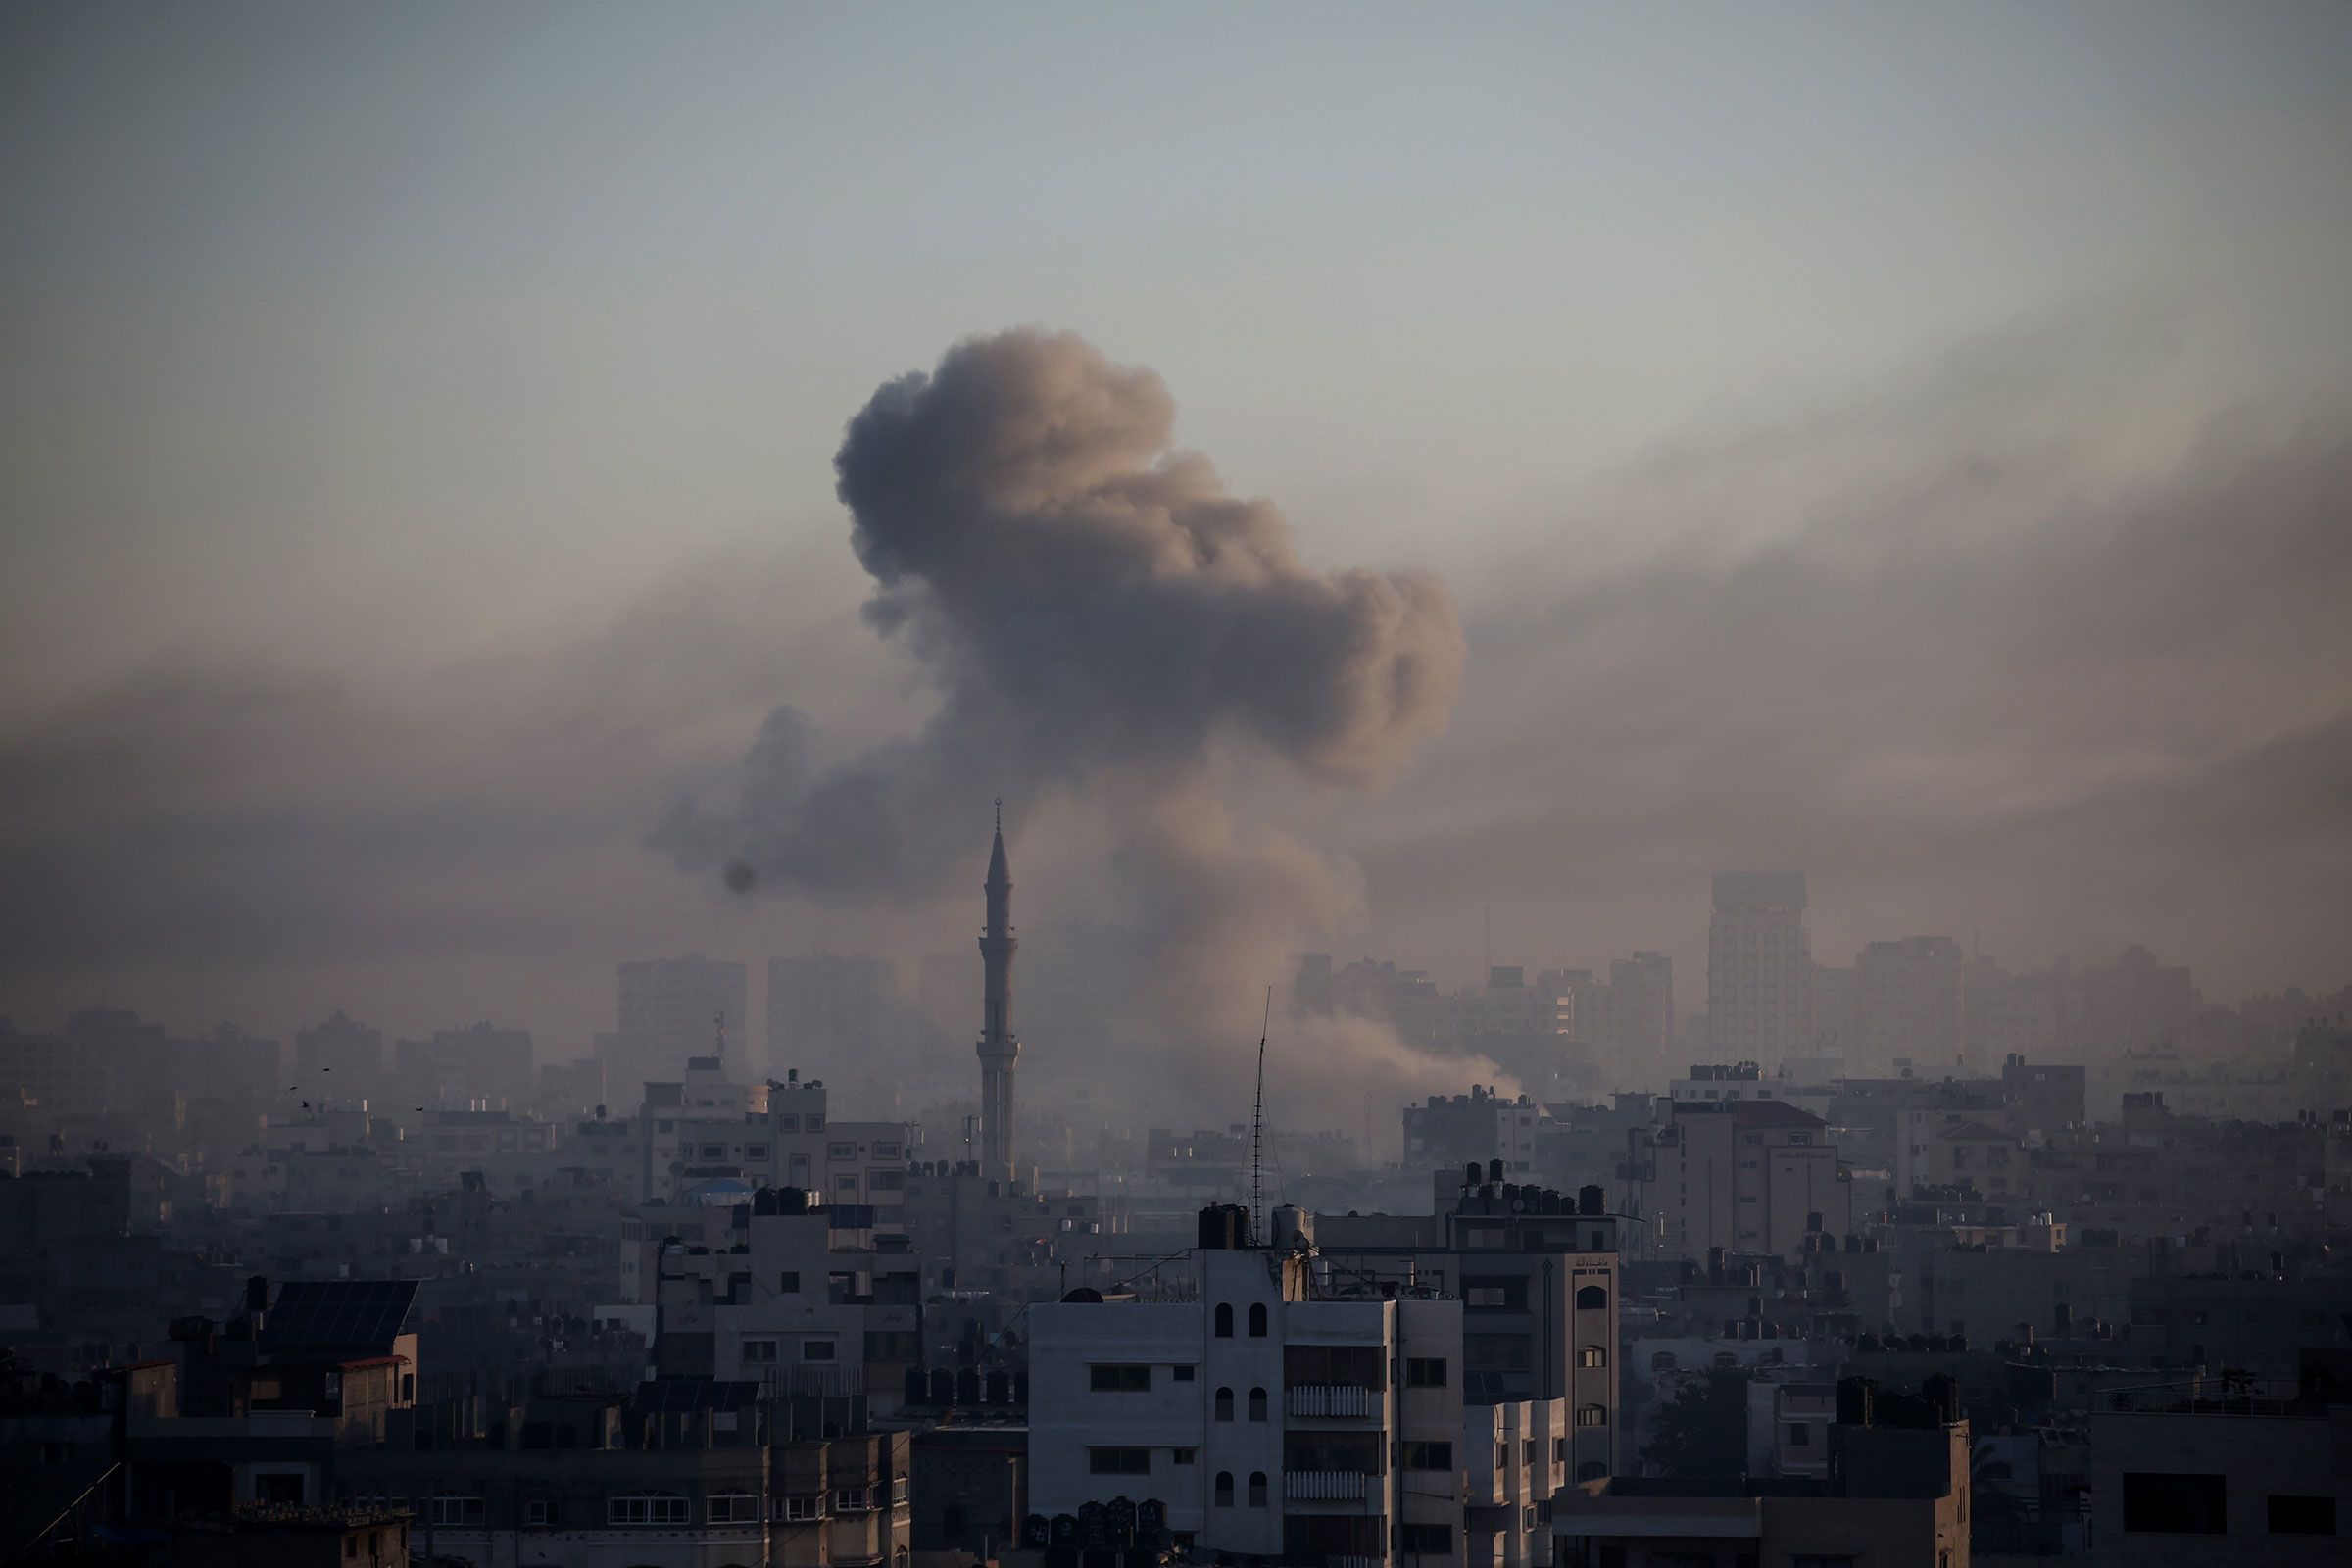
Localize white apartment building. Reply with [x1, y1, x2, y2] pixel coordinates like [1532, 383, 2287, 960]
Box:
[651, 1190, 922, 1413]
[1624, 1100, 1853, 1262]
[1031, 1234, 1487, 1567]
[642, 1065, 914, 1227]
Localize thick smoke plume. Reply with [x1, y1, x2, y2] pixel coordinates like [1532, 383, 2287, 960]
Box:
[657, 328, 1481, 1119]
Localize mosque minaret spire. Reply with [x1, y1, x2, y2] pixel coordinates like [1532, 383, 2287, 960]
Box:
[976, 800, 1019, 1184]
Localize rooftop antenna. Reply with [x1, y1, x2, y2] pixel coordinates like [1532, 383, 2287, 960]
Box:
[1250, 987, 1271, 1246]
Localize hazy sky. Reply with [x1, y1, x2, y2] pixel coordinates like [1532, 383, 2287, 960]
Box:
[4, 3, 2348, 1056]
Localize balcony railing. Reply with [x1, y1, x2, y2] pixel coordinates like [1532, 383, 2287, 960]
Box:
[1285, 1470, 1371, 1502]
[1286, 1385, 1376, 1418]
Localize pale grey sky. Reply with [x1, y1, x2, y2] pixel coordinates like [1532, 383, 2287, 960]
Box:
[3, 3, 2348, 1063]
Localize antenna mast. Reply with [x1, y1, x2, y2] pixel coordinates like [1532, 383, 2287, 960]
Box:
[1250, 987, 1271, 1247]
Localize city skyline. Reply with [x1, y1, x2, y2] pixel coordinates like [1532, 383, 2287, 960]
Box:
[5, 5, 2351, 1091]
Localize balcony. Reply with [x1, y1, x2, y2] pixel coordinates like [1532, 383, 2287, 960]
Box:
[1286, 1385, 1376, 1418]
[1285, 1471, 1371, 1502]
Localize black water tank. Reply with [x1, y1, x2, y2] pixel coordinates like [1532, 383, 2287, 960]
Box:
[956, 1366, 982, 1405]
[1013, 1370, 1031, 1406]
[928, 1367, 955, 1405]
[1578, 1184, 1604, 1216]
[985, 1368, 1010, 1405]
[1197, 1205, 1239, 1250]
[905, 1366, 929, 1407]
[1488, 1158, 1505, 1184]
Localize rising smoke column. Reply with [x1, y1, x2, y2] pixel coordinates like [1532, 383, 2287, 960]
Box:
[657, 328, 1485, 1118]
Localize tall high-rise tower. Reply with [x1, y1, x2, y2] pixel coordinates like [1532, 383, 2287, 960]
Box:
[976, 803, 1019, 1183]
[1707, 871, 1811, 1065]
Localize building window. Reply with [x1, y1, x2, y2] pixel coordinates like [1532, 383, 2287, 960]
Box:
[1089, 1364, 1152, 1392]
[700, 1143, 726, 1158]
[523, 1499, 551, 1527]
[829, 1142, 858, 1159]
[875, 1141, 901, 1157]
[1089, 1447, 1152, 1476]
[1172, 1363, 1197, 1382]
[1578, 1345, 1607, 1368]
[1248, 1472, 1267, 1506]
[869, 1170, 905, 1190]
[836, 1487, 870, 1512]
[1401, 1524, 1452, 1554]
[708, 1492, 760, 1524]
[1649, 1350, 1678, 1372]
[1403, 1442, 1453, 1470]
[1173, 1447, 1197, 1465]
[2268, 1494, 2336, 1535]
[1248, 1387, 1267, 1421]
[608, 1493, 689, 1526]
[427, 1497, 484, 1527]
[781, 1495, 821, 1522]
[805, 1114, 824, 1130]
[803, 1340, 837, 1361]
[2122, 1472, 2227, 1534]
[1214, 1472, 1234, 1507]
[779, 1270, 801, 1293]
[1405, 1357, 1447, 1387]
[1214, 1302, 1234, 1337]
[1249, 1302, 1268, 1336]
[744, 1144, 769, 1160]
[1576, 1403, 1608, 1428]
[1214, 1386, 1234, 1420]
[1575, 1285, 1608, 1310]
[743, 1340, 778, 1364]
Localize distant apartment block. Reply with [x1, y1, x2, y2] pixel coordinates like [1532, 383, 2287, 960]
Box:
[1707, 872, 1812, 1064]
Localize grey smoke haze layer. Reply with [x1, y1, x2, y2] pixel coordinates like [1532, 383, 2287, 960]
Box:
[2, 315, 2345, 1074]
[656, 328, 1480, 1107]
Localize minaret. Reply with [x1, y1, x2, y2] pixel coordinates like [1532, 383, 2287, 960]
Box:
[976, 801, 1019, 1184]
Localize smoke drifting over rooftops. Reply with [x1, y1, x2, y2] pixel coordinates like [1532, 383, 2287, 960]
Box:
[656, 328, 1493, 1112]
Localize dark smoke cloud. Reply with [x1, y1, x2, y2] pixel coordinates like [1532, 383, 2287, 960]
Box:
[656, 328, 1478, 1110]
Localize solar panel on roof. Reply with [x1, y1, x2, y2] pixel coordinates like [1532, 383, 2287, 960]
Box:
[262, 1279, 417, 1348]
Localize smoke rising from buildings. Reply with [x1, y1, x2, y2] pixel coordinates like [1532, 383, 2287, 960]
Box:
[656, 328, 1486, 1112]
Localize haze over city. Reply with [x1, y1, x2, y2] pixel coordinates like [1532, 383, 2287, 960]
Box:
[7, 12, 2352, 1563]
[5, 3, 2349, 1102]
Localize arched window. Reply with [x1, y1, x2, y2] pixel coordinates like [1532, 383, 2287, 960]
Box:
[1575, 1285, 1608, 1310]
[1649, 1349, 1678, 1372]
[1248, 1387, 1267, 1422]
[1248, 1302, 1267, 1337]
[1713, 1350, 1739, 1369]
[1248, 1472, 1268, 1507]
[1214, 1303, 1234, 1338]
[1214, 1386, 1234, 1421]
[1214, 1472, 1234, 1507]
[1578, 1345, 1607, 1368]
[1576, 1460, 1607, 1482]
